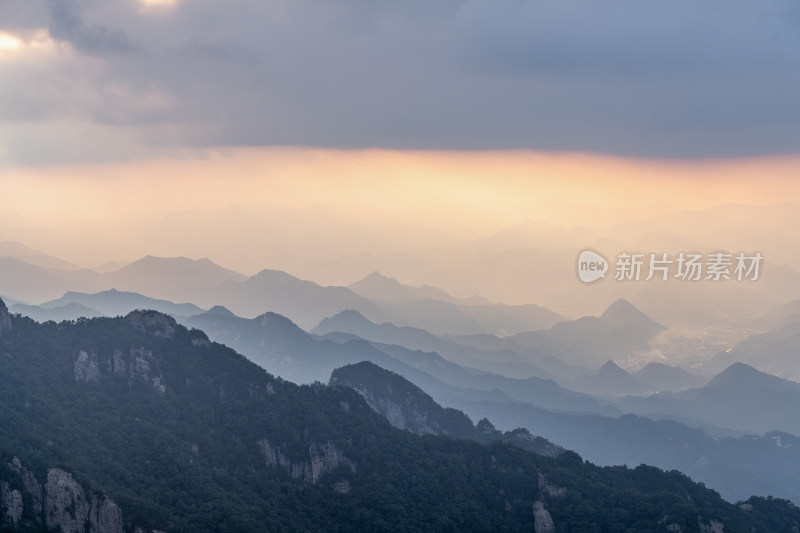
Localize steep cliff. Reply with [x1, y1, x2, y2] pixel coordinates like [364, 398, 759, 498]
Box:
[0, 457, 125, 533]
[330, 361, 563, 457]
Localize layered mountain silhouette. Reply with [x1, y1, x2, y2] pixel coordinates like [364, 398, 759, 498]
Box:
[618, 362, 800, 436]
[4, 298, 797, 531]
[42, 289, 205, 318]
[349, 271, 470, 304]
[443, 299, 665, 373]
[102, 255, 247, 300]
[184, 308, 614, 416]
[8, 302, 104, 322]
[348, 271, 563, 334]
[713, 318, 800, 380]
[0, 240, 80, 270]
[195, 269, 384, 328]
[181, 304, 800, 504]
[0, 255, 245, 304]
[329, 361, 563, 457]
[570, 361, 705, 397]
[735, 298, 800, 331]
[571, 360, 651, 396]
[313, 309, 553, 379]
[636, 362, 706, 391]
[0, 257, 97, 303]
[541, 299, 665, 367]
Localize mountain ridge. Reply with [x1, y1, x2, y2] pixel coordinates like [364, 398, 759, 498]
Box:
[3, 299, 797, 531]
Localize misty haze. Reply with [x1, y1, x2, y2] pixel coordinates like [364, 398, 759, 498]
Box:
[2, 0, 800, 532]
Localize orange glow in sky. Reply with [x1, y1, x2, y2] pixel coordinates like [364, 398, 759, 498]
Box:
[2, 148, 799, 273]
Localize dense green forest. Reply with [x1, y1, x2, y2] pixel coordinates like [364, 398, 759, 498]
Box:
[0, 300, 798, 532]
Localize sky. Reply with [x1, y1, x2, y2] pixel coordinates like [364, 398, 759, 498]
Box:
[1, 0, 800, 163]
[1, 0, 799, 283]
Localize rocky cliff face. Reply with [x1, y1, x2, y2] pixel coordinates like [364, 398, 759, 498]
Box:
[0, 457, 127, 533]
[258, 438, 354, 485]
[74, 345, 166, 394]
[352, 384, 440, 434]
[44, 468, 123, 533]
[329, 361, 474, 437]
[533, 501, 555, 533]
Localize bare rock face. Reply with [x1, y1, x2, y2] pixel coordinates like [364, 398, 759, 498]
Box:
[91, 497, 124, 533]
[698, 518, 725, 533]
[538, 473, 567, 499]
[1, 458, 126, 533]
[344, 384, 440, 435]
[0, 480, 23, 527]
[44, 468, 91, 533]
[308, 442, 352, 484]
[44, 468, 124, 533]
[259, 438, 354, 485]
[9, 456, 41, 517]
[129, 346, 166, 393]
[73, 346, 165, 394]
[533, 501, 556, 533]
[74, 350, 102, 382]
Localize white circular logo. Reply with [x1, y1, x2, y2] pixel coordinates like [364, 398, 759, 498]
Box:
[577, 250, 608, 283]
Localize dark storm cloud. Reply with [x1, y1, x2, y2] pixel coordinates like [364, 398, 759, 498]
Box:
[46, 0, 137, 55]
[2, 0, 799, 162]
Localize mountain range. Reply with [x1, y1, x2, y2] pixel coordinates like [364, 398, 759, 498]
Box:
[180, 303, 800, 504]
[332, 356, 800, 505]
[570, 360, 706, 397]
[182, 307, 614, 416]
[313, 309, 555, 379]
[618, 362, 800, 436]
[4, 298, 797, 531]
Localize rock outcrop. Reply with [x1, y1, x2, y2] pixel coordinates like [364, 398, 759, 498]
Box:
[44, 469, 123, 533]
[538, 473, 567, 499]
[1, 457, 125, 533]
[0, 480, 23, 527]
[259, 438, 354, 485]
[699, 518, 725, 533]
[74, 350, 102, 382]
[533, 500, 556, 533]
[73, 346, 166, 394]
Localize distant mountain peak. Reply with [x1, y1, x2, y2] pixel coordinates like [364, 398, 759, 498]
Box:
[117, 255, 246, 281]
[363, 271, 396, 282]
[255, 312, 310, 340]
[332, 309, 371, 321]
[601, 298, 639, 319]
[598, 360, 627, 374]
[349, 271, 456, 305]
[601, 298, 663, 329]
[706, 362, 795, 391]
[314, 309, 376, 332]
[207, 305, 236, 317]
